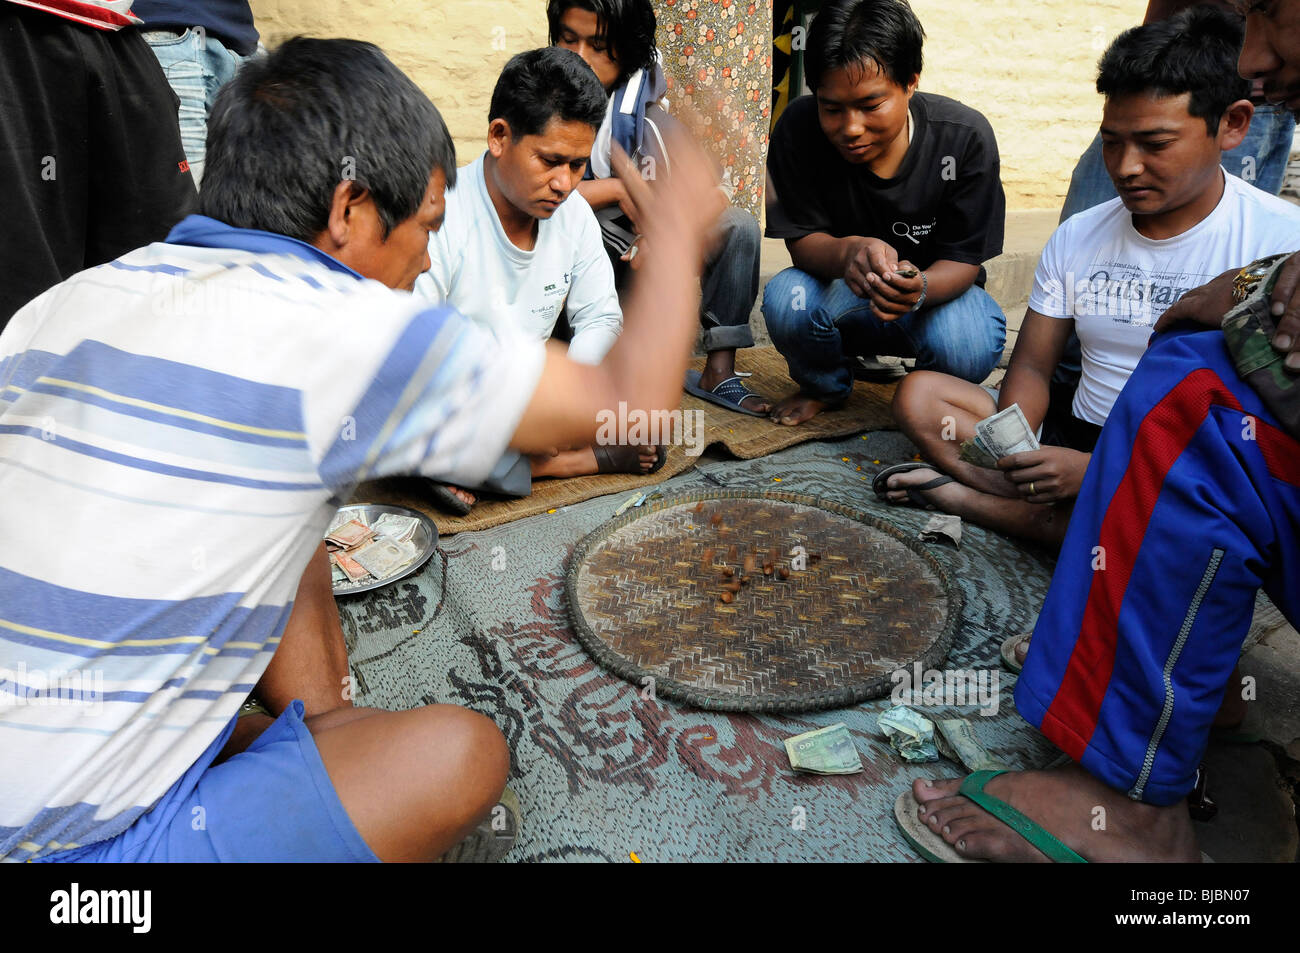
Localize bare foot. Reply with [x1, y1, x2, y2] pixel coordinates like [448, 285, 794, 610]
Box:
[884, 465, 969, 512]
[911, 763, 1201, 862]
[769, 393, 831, 426]
[445, 485, 476, 507]
[1014, 636, 1030, 665]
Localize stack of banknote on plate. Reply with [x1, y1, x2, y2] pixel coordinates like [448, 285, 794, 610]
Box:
[958, 403, 1040, 468]
[325, 510, 421, 587]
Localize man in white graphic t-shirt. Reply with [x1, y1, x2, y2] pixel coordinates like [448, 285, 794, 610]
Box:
[413, 47, 662, 515]
[878, 6, 1300, 546]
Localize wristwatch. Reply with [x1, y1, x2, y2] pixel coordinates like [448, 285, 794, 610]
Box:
[1232, 254, 1289, 304]
[909, 270, 928, 312]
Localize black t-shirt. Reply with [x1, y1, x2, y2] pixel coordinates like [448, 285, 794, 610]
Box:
[766, 92, 1005, 281]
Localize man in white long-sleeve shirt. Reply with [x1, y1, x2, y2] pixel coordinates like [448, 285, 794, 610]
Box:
[414, 47, 661, 512]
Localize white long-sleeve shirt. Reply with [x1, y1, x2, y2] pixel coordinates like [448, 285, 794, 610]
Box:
[414, 153, 623, 365]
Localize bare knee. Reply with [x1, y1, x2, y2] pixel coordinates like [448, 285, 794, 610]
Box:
[893, 371, 943, 421]
[417, 705, 509, 823]
[893, 370, 956, 443]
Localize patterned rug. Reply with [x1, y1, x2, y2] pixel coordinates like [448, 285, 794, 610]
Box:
[349, 347, 897, 536]
[338, 430, 1069, 862]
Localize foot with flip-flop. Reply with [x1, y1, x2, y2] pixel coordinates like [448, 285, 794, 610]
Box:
[428, 444, 667, 516]
[895, 762, 1208, 863]
[684, 349, 773, 417]
[897, 632, 1258, 863]
[871, 460, 969, 511]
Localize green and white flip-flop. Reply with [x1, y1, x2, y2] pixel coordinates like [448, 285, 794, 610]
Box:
[894, 771, 1214, 862]
[1000, 632, 1032, 675]
[893, 769, 1086, 863]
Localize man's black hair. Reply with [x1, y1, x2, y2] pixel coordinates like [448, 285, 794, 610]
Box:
[1097, 5, 1251, 136]
[546, 0, 658, 83]
[489, 47, 609, 139]
[804, 0, 925, 93]
[200, 37, 455, 242]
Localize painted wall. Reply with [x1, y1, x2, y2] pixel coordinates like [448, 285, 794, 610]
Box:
[248, 0, 1150, 210]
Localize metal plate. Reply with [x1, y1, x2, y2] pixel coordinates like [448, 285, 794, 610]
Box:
[329, 503, 438, 597]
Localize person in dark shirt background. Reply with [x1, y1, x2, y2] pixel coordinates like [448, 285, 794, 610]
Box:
[761, 0, 1007, 426]
[0, 0, 197, 333]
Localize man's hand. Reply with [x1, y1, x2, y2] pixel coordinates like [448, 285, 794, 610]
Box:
[996, 446, 1091, 504]
[843, 236, 897, 298]
[621, 236, 646, 270]
[1260, 251, 1300, 373]
[1156, 252, 1300, 373]
[866, 260, 924, 319]
[614, 179, 643, 234]
[1153, 267, 1237, 334]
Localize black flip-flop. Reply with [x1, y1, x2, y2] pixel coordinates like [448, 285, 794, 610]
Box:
[593, 443, 667, 475]
[685, 369, 769, 417]
[871, 461, 954, 509]
[424, 481, 473, 516]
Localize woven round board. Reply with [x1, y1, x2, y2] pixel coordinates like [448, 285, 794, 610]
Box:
[565, 489, 963, 712]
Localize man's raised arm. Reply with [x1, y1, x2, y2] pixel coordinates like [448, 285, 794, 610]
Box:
[509, 129, 721, 454]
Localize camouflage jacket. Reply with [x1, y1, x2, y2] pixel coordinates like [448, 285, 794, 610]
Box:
[1221, 254, 1300, 441]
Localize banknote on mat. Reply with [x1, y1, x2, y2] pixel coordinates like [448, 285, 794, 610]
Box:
[934, 718, 1010, 773]
[784, 723, 864, 775]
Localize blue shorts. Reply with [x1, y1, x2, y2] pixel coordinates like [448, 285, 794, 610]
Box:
[36, 700, 380, 862]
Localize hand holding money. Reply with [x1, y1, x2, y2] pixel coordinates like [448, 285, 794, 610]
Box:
[997, 445, 1092, 504]
[958, 403, 1039, 469]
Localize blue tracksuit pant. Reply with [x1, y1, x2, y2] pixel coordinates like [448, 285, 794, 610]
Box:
[1015, 328, 1300, 806]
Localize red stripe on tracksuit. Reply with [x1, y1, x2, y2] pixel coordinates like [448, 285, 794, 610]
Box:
[1257, 420, 1300, 486]
[1043, 369, 1245, 761]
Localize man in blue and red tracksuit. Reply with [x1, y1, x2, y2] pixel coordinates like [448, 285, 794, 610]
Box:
[899, 0, 1300, 863]
[903, 324, 1299, 862]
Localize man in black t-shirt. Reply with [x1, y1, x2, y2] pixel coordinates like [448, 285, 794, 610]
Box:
[762, 0, 1007, 426]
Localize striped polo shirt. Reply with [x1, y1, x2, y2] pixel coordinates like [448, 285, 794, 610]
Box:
[0, 215, 544, 861]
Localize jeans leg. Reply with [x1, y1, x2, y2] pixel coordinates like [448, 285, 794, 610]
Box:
[890, 285, 1006, 383]
[1223, 102, 1296, 196]
[762, 268, 868, 403]
[700, 206, 760, 352]
[1058, 133, 1116, 224]
[142, 29, 208, 184]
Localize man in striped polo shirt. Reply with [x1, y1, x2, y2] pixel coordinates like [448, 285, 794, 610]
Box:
[898, 0, 1300, 865]
[0, 37, 719, 862]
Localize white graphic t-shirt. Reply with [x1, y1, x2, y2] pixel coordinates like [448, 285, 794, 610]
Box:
[414, 153, 623, 366]
[1029, 170, 1300, 425]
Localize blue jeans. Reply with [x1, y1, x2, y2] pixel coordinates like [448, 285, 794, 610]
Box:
[701, 206, 762, 351]
[1058, 103, 1295, 224]
[761, 268, 1006, 402]
[142, 28, 251, 187]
